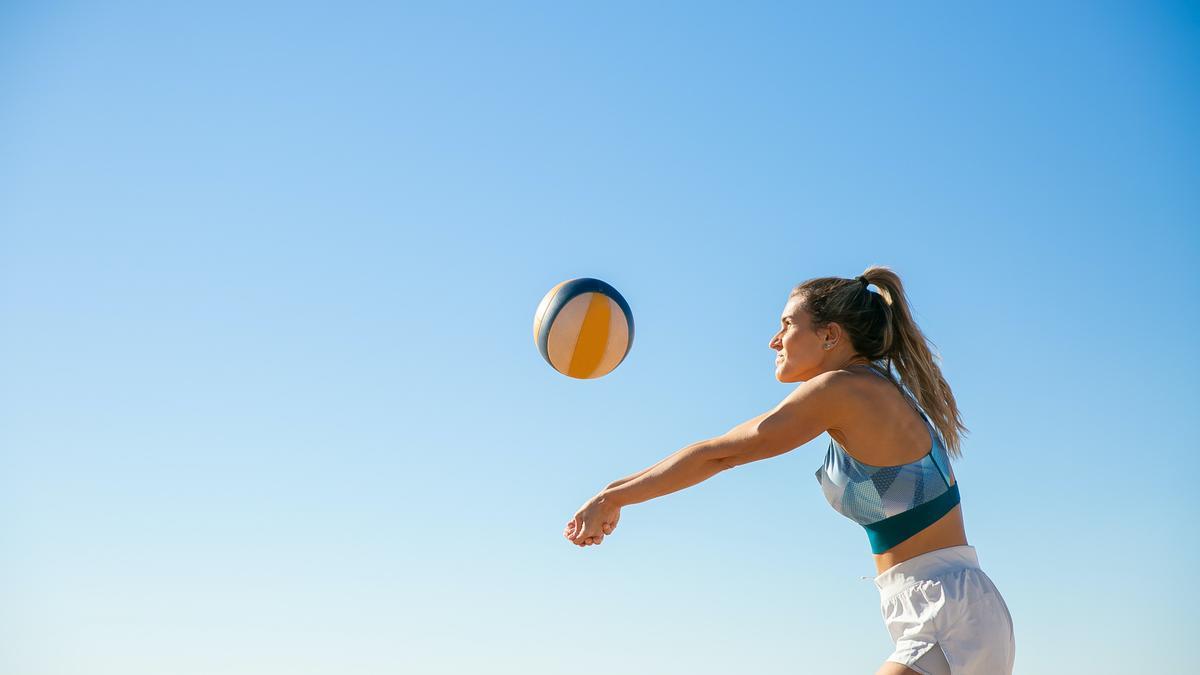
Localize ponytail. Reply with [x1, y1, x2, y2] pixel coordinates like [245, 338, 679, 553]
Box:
[861, 267, 967, 457]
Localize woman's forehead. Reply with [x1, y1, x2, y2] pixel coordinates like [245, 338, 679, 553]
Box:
[782, 297, 808, 320]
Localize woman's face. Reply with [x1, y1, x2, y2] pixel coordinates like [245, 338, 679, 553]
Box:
[770, 295, 828, 383]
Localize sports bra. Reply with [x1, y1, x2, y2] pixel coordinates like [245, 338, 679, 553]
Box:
[814, 364, 960, 554]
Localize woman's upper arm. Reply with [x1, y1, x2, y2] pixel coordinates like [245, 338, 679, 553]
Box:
[708, 371, 850, 469]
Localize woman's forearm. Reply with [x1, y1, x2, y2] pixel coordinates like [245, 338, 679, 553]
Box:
[606, 446, 689, 489]
[601, 441, 727, 507]
[606, 469, 648, 490]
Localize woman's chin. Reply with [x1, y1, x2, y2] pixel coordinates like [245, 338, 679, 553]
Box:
[775, 365, 808, 383]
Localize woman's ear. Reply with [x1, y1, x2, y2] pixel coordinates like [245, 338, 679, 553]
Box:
[823, 322, 845, 347]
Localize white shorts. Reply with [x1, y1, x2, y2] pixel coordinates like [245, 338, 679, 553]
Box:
[873, 545, 1016, 675]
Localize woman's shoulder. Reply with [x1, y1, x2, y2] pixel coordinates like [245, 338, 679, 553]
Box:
[801, 366, 896, 432]
[822, 363, 900, 401]
[826, 365, 935, 465]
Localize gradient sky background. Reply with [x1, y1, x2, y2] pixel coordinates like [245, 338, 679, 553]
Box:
[2, 2, 1198, 674]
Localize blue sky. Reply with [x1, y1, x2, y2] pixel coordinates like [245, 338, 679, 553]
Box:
[2, 2, 1197, 673]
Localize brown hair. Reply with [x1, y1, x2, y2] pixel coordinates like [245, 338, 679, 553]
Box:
[792, 266, 968, 457]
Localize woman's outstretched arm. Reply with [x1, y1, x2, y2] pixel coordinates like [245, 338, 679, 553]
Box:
[565, 372, 844, 546]
[601, 372, 843, 508]
[600, 441, 730, 507]
[565, 448, 723, 547]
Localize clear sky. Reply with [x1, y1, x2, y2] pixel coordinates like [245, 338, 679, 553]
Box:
[2, 2, 1197, 674]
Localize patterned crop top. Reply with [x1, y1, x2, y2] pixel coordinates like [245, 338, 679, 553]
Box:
[814, 365, 960, 554]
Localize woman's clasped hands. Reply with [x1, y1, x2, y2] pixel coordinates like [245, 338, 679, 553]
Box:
[563, 493, 621, 547]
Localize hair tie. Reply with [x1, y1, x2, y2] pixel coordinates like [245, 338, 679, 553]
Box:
[856, 276, 869, 288]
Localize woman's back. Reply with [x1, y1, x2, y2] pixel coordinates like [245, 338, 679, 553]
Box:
[826, 363, 943, 467]
[824, 363, 968, 574]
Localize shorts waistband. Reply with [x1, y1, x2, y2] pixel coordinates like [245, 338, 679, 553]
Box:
[873, 545, 981, 600]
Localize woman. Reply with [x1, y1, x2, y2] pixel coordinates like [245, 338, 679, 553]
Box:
[563, 267, 1016, 675]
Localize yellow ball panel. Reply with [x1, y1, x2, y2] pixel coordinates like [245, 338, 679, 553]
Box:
[590, 296, 631, 378]
[566, 292, 612, 378]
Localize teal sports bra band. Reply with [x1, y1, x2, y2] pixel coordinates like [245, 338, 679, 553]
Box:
[814, 364, 960, 554]
[863, 483, 960, 553]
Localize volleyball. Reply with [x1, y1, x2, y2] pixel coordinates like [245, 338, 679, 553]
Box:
[533, 278, 634, 379]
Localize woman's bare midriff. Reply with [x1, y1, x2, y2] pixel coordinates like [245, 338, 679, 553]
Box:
[872, 503, 968, 575]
